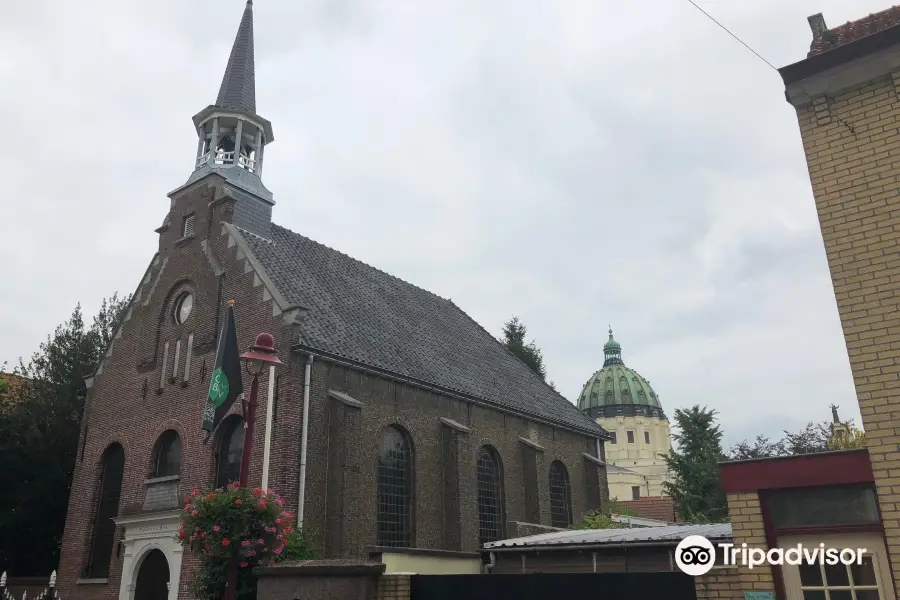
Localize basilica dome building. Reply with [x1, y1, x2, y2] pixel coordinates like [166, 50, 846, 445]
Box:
[577, 330, 672, 500]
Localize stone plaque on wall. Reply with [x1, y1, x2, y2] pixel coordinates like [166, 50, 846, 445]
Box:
[142, 479, 180, 512]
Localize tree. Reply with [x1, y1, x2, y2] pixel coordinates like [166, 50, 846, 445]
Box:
[781, 421, 832, 455]
[501, 316, 548, 381]
[728, 435, 784, 460]
[830, 428, 867, 450]
[662, 406, 729, 524]
[572, 499, 639, 530]
[0, 294, 130, 576]
[728, 418, 855, 460]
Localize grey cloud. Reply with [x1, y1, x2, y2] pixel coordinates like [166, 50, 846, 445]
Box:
[0, 0, 885, 445]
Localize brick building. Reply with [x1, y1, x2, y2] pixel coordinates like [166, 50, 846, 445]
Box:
[777, 5, 900, 599]
[56, 3, 610, 599]
[690, 5, 900, 600]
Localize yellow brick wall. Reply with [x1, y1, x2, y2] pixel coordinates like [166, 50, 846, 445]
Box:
[696, 492, 776, 598]
[376, 574, 411, 600]
[795, 72, 900, 591]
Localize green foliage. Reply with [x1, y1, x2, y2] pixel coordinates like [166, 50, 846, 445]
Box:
[181, 484, 316, 600]
[662, 406, 729, 524]
[0, 294, 130, 576]
[572, 499, 639, 530]
[830, 428, 867, 450]
[728, 418, 863, 459]
[502, 316, 549, 381]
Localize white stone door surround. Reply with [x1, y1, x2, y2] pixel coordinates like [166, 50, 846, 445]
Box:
[114, 510, 183, 600]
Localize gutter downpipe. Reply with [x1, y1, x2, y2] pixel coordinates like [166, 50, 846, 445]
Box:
[483, 551, 497, 574]
[297, 354, 313, 529]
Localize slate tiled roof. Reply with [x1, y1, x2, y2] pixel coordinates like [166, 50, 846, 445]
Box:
[237, 223, 604, 436]
[809, 6, 900, 57]
[217, 1, 256, 113]
[622, 496, 678, 523]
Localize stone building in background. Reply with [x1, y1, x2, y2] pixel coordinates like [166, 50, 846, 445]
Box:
[577, 329, 672, 500]
[55, 3, 610, 599]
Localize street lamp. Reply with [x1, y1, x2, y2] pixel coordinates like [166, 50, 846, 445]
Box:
[236, 333, 283, 488]
[225, 332, 284, 600]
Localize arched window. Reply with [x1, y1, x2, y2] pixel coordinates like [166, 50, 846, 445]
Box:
[476, 446, 504, 544]
[87, 444, 125, 578]
[377, 426, 413, 547]
[216, 416, 244, 489]
[151, 430, 181, 478]
[549, 461, 573, 527]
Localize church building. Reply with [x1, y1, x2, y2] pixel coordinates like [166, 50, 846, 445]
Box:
[56, 3, 610, 599]
[577, 330, 672, 501]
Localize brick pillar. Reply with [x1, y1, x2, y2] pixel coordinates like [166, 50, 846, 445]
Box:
[376, 574, 411, 600]
[789, 73, 900, 591]
[695, 492, 776, 598]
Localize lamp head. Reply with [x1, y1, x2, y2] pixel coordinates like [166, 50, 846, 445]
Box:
[240, 332, 283, 375]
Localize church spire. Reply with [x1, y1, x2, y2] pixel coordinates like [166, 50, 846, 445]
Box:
[175, 0, 276, 237]
[216, 0, 256, 113]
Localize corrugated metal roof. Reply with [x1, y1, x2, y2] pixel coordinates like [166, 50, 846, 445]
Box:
[484, 523, 732, 549]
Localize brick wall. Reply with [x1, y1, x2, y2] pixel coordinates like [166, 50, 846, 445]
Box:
[376, 574, 411, 600]
[693, 492, 776, 598]
[792, 71, 900, 588]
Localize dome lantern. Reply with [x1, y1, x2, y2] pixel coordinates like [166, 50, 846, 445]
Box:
[577, 328, 666, 421]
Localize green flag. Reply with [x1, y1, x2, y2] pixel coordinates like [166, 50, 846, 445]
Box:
[202, 303, 244, 440]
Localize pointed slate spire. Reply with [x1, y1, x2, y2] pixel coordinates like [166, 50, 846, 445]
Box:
[217, 0, 256, 113]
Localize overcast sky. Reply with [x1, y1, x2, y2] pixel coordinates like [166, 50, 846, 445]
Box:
[1, 0, 886, 447]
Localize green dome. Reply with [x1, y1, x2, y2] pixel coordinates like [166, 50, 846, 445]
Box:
[577, 329, 665, 420]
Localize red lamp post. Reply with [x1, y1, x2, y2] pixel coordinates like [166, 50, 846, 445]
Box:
[224, 332, 283, 600]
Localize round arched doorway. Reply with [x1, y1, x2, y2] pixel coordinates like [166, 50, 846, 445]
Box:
[134, 549, 170, 600]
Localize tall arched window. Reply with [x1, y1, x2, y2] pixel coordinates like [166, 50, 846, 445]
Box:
[377, 426, 413, 547]
[216, 416, 244, 489]
[151, 430, 181, 478]
[87, 443, 125, 578]
[549, 461, 573, 528]
[476, 446, 504, 544]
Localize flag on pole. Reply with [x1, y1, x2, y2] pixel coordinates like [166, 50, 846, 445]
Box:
[202, 301, 244, 441]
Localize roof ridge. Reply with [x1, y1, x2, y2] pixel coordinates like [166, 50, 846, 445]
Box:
[270, 222, 457, 306]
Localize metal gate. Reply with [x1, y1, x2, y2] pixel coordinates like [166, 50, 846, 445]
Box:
[410, 572, 697, 600]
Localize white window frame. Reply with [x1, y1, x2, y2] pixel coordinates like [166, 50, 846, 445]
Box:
[780, 533, 895, 600]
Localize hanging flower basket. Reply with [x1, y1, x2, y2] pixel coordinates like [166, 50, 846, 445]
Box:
[179, 482, 294, 569]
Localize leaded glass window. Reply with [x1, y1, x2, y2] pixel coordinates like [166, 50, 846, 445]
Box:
[377, 426, 412, 547]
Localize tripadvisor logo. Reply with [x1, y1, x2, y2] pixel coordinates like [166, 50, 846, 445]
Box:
[675, 535, 867, 577]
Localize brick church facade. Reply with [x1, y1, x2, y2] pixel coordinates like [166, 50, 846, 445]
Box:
[56, 3, 610, 599]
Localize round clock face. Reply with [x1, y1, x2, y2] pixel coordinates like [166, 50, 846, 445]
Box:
[175, 293, 193, 324]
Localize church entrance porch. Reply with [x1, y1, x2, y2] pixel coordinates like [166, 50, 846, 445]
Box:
[113, 510, 183, 600]
[134, 550, 169, 600]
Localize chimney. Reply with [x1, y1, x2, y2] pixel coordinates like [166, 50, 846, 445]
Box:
[808, 13, 828, 38]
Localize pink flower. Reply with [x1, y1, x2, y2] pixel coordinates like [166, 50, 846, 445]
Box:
[247, 550, 256, 557]
[191, 510, 198, 516]
[208, 493, 217, 499]
[192, 489, 200, 496]
[254, 487, 263, 495]
[240, 561, 249, 568]
[235, 499, 243, 505]
[222, 538, 231, 547]
[241, 540, 252, 547]
[183, 497, 190, 504]
[257, 539, 265, 545]
[213, 525, 221, 533]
